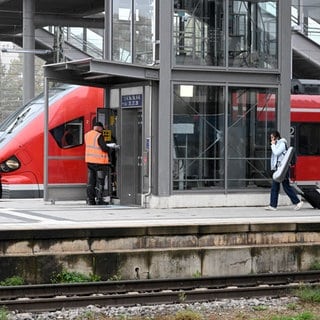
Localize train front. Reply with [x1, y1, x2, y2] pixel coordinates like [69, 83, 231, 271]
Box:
[0, 91, 50, 198]
[0, 85, 81, 198]
[0, 84, 104, 199]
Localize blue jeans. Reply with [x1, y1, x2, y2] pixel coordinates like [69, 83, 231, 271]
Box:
[270, 170, 300, 208]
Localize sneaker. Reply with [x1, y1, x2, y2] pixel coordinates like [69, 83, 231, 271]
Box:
[97, 199, 110, 205]
[264, 205, 277, 211]
[294, 201, 304, 211]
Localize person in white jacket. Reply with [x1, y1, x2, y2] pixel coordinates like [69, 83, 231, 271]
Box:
[265, 130, 303, 211]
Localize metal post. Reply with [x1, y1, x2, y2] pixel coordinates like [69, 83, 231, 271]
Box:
[158, 0, 171, 196]
[23, 0, 35, 104]
[53, 26, 65, 63]
[43, 77, 49, 201]
[104, 0, 112, 60]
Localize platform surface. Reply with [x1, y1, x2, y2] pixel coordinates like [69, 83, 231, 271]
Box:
[0, 198, 319, 231]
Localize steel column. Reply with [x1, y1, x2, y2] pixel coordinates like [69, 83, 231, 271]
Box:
[23, 0, 35, 104]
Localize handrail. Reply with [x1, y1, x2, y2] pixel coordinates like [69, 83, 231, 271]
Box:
[65, 30, 103, 59]
[43, 26, 103, 59]
[291, 7, 320, 46]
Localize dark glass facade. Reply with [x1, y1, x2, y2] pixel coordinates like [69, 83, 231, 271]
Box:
[173, 85, 277, 191]
[111, 0, 280, 193]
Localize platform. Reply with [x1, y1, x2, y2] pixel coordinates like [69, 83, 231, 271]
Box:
[0, 199, 319, 284]
[0, 198, 319, 231]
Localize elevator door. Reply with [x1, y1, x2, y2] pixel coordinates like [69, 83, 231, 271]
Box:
[120, 109, 142, 205]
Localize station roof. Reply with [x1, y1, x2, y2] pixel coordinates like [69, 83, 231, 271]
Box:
[44, 58, 159, 87]
[1, 0, 320, 37]
[0, 0, 104, 41]
[2, 0, 320, 80]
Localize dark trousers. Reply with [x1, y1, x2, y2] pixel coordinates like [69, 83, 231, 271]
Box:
[270, 169, 300, 208]
[87, 163, 109, 204]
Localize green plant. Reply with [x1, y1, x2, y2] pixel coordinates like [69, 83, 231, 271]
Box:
[0, 307, 9, 320]
[0, 276, 24, 286]
[75, 310, 105, 320]
[192, 270, 202, 278]
[271, 311, 316, 320]
[296, 286, 320, 303]
[310, 260, 320, 270]
[252, 305, 268, 311]
[50, 269, 101, 284]
[287, 302, 298, 310]
[173, 309, 203, 320]
[178, 292, 187, 303]
[108, 273, 122, 281]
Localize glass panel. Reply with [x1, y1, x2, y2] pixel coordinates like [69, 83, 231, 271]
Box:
[45, 84, 94, 186]
[229, 1, 278, 69]
[173, 0, 225, 66]
[227, 88, 277, 189]
[86, 29, 103, 58]
[173, 85, 225, 190]
[113, 0, 133, 63]
[134, 0, 155, 65]
[291, 0, 299, 27]
[112, 0, 155, 64]
[65, 27, 103, 59]
[66, 27, 85, 51]
[307, 16, 320, 45]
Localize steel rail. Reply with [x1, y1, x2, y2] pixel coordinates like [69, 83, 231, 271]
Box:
[0, 270, 319, 299]
[0, 271, 319, 312]
[1, 283, 319, 312]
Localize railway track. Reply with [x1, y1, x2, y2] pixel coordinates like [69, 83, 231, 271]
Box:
[0, 271, 319, 312]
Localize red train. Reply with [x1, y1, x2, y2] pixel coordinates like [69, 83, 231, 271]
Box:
[290, 93, 320, 184]
[0, 82, 319, 198]
[0, 84, 104, 198]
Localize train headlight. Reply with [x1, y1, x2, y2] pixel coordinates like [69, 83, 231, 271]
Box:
[0, 156, 21, 172]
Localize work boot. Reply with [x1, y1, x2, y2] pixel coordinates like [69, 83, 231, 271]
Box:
[86, 198, 96, 205]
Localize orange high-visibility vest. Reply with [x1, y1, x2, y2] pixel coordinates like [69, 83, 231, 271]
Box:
[85, 130, 109, 164]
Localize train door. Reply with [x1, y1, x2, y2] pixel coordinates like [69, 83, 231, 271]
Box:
[119, 108, 142, 205]
[109, 85, 152, 206]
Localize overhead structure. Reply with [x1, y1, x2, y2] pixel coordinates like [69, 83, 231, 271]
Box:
[0, 0, 104, 63]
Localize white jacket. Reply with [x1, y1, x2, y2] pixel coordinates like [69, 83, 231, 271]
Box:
[270, 138, 287, 170]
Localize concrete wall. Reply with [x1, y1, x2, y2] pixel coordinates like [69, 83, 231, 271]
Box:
[0, 223, 319, 283]
[147, 193, 293, 209]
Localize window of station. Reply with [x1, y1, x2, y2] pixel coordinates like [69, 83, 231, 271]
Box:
[228, 1, 278, 69]
[173, 0, 278, 69]
[113, 0, 132, 63]
[50, 117, 84, 149]
[227, 87, 277, 189]
[172, 85, 277, 191]
[112, 0, 155, 65]
[173, 0, 225, 66]
[173, 85, 225, 190]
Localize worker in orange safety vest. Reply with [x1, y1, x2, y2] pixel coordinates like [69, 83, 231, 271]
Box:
[85, 121, 119, 205]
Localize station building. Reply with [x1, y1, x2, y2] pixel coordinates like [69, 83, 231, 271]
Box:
[43, 0, 291, 208]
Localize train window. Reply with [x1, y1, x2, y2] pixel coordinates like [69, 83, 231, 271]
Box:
[297, 123, 320, 156]
[50, 117, 84, 149]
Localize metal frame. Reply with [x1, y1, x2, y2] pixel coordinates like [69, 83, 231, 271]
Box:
[41, 0, 291, 205]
